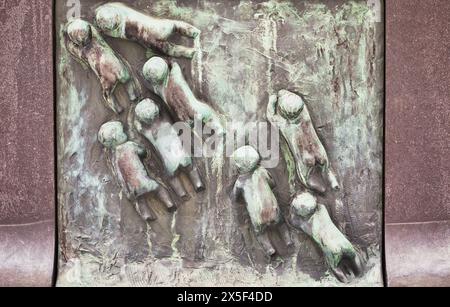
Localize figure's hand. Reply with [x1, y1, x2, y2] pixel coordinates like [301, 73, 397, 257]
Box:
[266, 94, 280, 123]
[173, 20, 201, 39]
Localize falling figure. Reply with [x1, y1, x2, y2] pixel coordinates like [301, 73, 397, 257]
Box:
[64, 19, 140, 114]
[98, 121, 176, 222]
[289, 192, 364, 283]
[134, 98, 204, 199]
[231, 146, 293, 256]
[95, 2, 200, 59]
[267, 90, 340, 193]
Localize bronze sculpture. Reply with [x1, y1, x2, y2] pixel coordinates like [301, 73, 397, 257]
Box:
[95, 2, 200, 59]
[134, 98, 204, 199]
[98, 121, 176, 221]
[288, 192, 364, 282]
[232, 146, 293, 256]
[142, 56, 224, 136]
[64, 19, 140, 114]
[56, 1, 384, 286]
[267, 90, 340, 193]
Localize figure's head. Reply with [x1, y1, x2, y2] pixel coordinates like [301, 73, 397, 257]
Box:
[232, 146, 261, 174]
[291, 192, 317, 217]
[135, 99, 160, 125]
[143, 57, 169, 85]
[98, 121, 128, 148]
[95, 5, 122, 34]
[66, 19, 92, 47]
[277, 90, 305, 121]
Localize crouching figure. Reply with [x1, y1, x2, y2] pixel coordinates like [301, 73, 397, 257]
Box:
[98, 121, 176, 222]
[289, 192, 364, 282]
[231, 146, 293, 256]
[134, 98, 204, 199]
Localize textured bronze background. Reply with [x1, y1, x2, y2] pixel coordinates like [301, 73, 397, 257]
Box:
[385, 0, 450, 287]
[56, 0, 383, 286]
[0, 0, 55, 287]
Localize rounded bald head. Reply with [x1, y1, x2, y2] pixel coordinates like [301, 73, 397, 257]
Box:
[95, 5, 122, 33]
[278, 90, 305, 121]
[143, 57, 169, 85]
[66, 19, 92, 47]
[98, 121, 128, 148]
[291, 192, 317, 217]
[232, 146, 261, 174]
[135, 99, 160, 125]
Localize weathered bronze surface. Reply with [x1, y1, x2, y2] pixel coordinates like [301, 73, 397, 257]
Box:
[57, 0, 384, 286]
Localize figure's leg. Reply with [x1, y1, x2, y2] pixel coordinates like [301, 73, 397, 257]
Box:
[277, 223, 293, 247]
[187, 166, 205, 192]
[157, 41, 196, 59]
[125, 79, 141, 102]
[173, 21, 200, 38]
[169, 176, 189, 200]
[325, 168, 340, 191]
[306, 166, 327, 193]
[256, 231, 276, 256]
[156, 186, 177, 212]
[135, 199, 157, 222]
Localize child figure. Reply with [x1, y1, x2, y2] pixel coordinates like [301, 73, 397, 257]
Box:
[289, 192, 364, 283]
[267, 90, 339, 193]
[95, 2, 200, 59]
[134, 98, 204, 199]
[64, 19, 140, 114]
[98, 121, 176, 221]
[231, 146, 293, 256]
[142, 56, 224, 137]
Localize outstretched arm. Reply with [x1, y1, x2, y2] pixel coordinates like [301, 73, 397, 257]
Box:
[173, 20, 200, 38]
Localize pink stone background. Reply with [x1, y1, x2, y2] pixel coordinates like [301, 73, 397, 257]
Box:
[0, 0, 55, 286]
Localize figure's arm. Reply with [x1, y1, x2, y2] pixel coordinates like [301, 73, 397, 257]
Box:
[64, 36, 89, 68]
[263, 169, 276, 189]
[300, 108, 340, 190]
[231, 182, 243, 204]
[111, 155, 133, 201]
[266, 94, 283, 125]
[173, 20, 201, 38]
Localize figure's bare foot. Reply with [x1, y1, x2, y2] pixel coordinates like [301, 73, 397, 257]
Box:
[278, 223, 294, 247]
[170, 177, 189, 201]
[156, 187, 177, 212]
[331, 252, 364, 283]
[256, 232, 276, 256]
[136, 199, 157, 222]
[188, 167, 205, 192]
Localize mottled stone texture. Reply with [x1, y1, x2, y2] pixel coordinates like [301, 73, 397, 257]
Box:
[385, 0, 450, 287]
[0, 0, 55, 286]
[57, 0, 383, 286]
